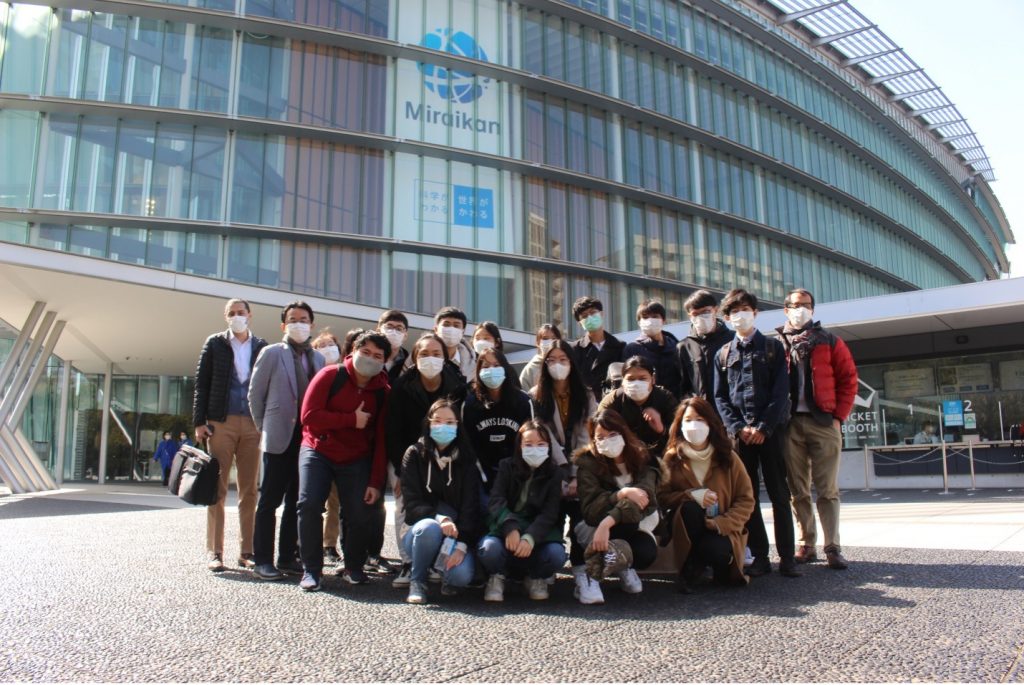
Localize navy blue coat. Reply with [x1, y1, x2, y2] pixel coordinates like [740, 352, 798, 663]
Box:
[713, 330, 791, 438]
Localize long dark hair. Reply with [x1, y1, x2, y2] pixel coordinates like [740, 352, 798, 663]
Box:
[534, 340, 589, 438]
[576, 408, 650, 482]
[471, 348, 518, 404]
[474, 321, 505, 352]
[512, 419, 560, 479]
[663, 397, 733, 471]
[420, 398, 465, 459]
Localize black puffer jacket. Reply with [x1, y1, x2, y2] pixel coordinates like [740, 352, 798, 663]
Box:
[401, 437, 482, 548]
[192, 330, 268, 427]
[487, 456, 564, 543]
[677, 322, 734, 402]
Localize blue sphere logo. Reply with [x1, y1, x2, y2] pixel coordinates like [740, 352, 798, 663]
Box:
[418, 28, 490, 104]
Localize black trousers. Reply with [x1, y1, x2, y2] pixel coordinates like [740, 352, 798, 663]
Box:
[736, 428, 795, 562]
[562, 498, 584, 566]
[252, 427, 301, 566]
[680, 500, 733, 576]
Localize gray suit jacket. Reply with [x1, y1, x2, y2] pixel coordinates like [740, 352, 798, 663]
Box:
[248, 341, 325, 454]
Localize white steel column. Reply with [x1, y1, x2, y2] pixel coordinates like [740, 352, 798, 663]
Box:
[98, 364, 113, 486]
[54, 359, 73, 487]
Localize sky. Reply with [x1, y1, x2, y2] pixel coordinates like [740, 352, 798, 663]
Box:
[849, 0, 1024, 277]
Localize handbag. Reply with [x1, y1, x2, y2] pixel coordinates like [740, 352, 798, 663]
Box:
[168, 443, 221, 506]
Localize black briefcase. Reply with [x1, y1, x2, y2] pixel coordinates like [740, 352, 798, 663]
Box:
[168, 444, 221, 506]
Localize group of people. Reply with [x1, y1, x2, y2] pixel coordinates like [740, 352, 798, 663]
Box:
[190, 286, 859, 605]
[152, 430, 192, 486]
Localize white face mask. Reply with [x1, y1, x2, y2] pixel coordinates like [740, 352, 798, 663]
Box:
[228, 315, 248, 334]
[595, 434, 625, 459]
[439, 325, 463, 348]
[473, 339, 495, 355]
[353, 352, 384, 378]
[729, 310, 755, 333]
[682, 419, 710, 446]
[538, 339, 556, 355]
[622, 379, 652, 403]
[317, 345, 340, 365]
[786, 307, 813, 329]
[416, 356, 444, 380]
[548, 362, 571, 381]
[383, 328, 407, 351]
[285, 322, 310, 343]
[690, 312, 715, 336]
[639, 318, 663, 337]
[521, 445, 549, 468]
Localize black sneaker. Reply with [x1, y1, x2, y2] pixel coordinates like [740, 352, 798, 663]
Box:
[744, 556, 772, 577]
[276, 558, 304, 575]
[340, 568, 370, 585]
[364, 555, 396, 575]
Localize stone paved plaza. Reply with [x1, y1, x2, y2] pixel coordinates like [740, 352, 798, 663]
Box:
[1, 485, 1022, 682]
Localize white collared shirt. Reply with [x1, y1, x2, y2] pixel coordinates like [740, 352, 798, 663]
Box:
[230, 332, 252, 383]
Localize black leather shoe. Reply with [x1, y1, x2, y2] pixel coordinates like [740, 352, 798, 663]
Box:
[744, 556, 772, 577]
[779, 559, 803, 578]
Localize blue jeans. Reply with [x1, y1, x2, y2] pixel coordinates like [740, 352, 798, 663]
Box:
[401, 519, 475, 586]
[297, 446, 371, 577]
[477, 535, 567, 580]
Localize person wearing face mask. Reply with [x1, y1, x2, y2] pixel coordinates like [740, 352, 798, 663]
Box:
[713, 289, 799, 579]
[312, 331, 346, 566]
[573, 409, 660, 605]
[473, 322, 522, 389]
[295, 331, 392, 592]
[477, 420, 568, 602]
[570, 296, 626, 400]
[433, 306, 476, 380]
[386, 333, 468, 587]
[776, 288, 858, 571]
[622, 299, 682, 398]
[153, 431, 178, 486]
[248, 301, 326, 581]
[399, 399, 482, 604]
[378, 310, 410, 385]
[658, 398, 755, 593]
[597, 356, 679, 459]
[193, 298, 267, 572]
[678, 290, 735, 409]
[461, 349, 537, 500]
[519, 324, 562, 392]
[178, 432, 193, 448]
[529, 340, 597, 578]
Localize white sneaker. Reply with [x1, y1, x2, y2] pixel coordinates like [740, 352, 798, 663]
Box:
[619, 567, 642, 594]
[428, 568, 443, 583]
[392, 563, 412, 588]
[546, 574, 556, 586]
[744, 546, 753, 566]
[526, 577, 549, 600]
[484, 574, 505, 602]
[573, 571, 605, 605]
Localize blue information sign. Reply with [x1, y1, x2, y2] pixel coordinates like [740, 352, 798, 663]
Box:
[942, 400, 964, 427]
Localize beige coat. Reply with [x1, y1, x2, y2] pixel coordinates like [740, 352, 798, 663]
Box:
[656, 449, 755, 583]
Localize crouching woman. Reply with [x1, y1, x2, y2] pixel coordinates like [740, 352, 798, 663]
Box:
[478, 420, 567, 602]
[400, 399, 481, 604]
[658, 397, 755, 593]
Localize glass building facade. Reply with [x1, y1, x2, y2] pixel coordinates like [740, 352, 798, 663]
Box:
[0, 0, 1011, 338]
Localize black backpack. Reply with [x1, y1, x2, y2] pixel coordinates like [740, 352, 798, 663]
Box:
[327, 364, 387, 415]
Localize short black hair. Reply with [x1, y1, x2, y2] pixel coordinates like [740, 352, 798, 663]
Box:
[720, 289, 758, 316]
[224, 298, 251, 314]
[684, 289, 718, 313]
[342, 327, 365, 357]
[434, 306, 467, 327]
[622, 355, 656, 378]
[636, 299, 666, 321]
[572, 296, 603, 322]
[474, 321, 504, 351]
[378, 309, 409, 329]
[352, 330, 392, 360]
[281, 300, 314, 323]
[786, 288, 815, 309]
[535, 323, 562, 345]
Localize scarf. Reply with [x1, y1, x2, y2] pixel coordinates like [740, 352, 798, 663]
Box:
[680, 442, 715, 486]
[782, 323, 828, 360]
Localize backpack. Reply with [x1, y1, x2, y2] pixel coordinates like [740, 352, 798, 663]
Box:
[717, 336, 777, 372]
[328, 363, 387, 414]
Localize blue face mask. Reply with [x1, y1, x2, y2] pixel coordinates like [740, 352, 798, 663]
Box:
[430, 423, 457, 446]
[479, 367, 506, 389]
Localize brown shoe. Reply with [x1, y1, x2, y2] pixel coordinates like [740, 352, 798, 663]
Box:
[237, 553, 256, 570]
[824, 546, 849, 570]
[794, 545, 818, 564]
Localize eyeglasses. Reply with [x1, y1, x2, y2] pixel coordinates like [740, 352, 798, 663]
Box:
[784, 303, 812, 310]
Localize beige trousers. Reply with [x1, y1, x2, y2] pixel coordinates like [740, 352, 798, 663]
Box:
[324, 483, 341, 546]
[206, 415, 261, 556]
[784, 414, 842, 549]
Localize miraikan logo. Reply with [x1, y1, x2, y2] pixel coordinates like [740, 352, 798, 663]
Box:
[417, 28, 491, 104]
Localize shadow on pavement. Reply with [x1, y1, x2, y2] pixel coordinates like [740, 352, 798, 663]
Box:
[0, 497, 164, 519]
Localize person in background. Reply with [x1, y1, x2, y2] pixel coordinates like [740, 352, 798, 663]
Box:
[192, 298, 267, 572]
[178, 431, 192, 448]
[600, 362, 624, 398]
[658, 398, 755, 593]
[570, 296, 625, 400]
[296, 331, 391, 592]
[529, 339, 596, 585]
[478, 420, 567, 602]
[400, 399, 481, 604]
[248, 301, 325, 581]
[519, 324, 562, 392]
[379, 310, 410, 385]
[678, 290, 735, 410]
[622, 299, 682, 398]
[913, 421, 940, 445]
[713, 288, 799, 579]
[598, 356, 679, 459]
[777, 288, 858, 571]
[153, 431, 178, 486]
[311, 331, 344, 566]
[573, 409, 660, 605]
[434, 306, 476, 380]
[386, 333, 468, 588]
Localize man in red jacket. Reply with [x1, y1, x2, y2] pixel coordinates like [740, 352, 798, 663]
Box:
[777, 289, 858, 570]
[295, 331, 391, 592]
